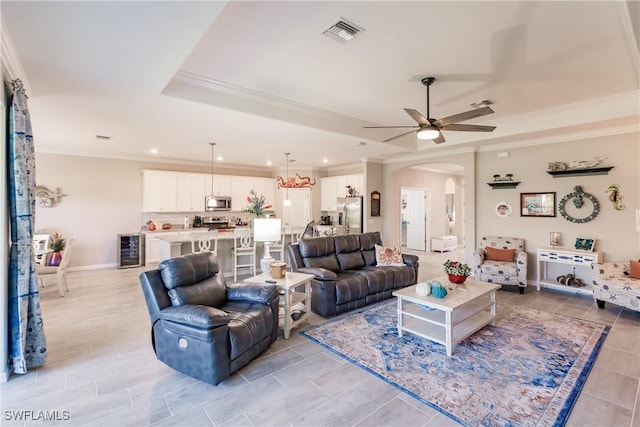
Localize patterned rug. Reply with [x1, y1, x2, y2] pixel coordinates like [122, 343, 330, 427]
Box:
[301, 299, 609, 427]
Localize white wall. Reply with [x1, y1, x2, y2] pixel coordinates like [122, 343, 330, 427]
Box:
[382, 131, 640, 280]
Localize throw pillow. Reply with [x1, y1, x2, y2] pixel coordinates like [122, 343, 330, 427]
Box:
[485, 247, 516, 262]
[375, 244, 404, 267]
[630, 260, 640, 279]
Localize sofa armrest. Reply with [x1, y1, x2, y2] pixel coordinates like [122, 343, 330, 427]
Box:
[160, 305, 229, 329]
[226, 283, 279, 304]
[515, 250, 528, 286]
[472, 249, 485, 275]
[402, 253, 419, 266]
[297, 267, 337, 281]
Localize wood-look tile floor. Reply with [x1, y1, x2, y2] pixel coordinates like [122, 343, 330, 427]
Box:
[2, 249, 639, 426]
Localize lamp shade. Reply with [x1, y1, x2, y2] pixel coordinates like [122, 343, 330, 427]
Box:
[417, 126, 440, 140]
[253, 218, 281, 242]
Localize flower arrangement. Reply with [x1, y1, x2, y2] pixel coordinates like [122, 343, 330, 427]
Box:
[50, 233, 66, 252]
[443, 259, 471, 276]
[243, 190, 273, 217]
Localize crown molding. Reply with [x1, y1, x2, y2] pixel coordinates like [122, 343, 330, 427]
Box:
[1, 24, 31, 94]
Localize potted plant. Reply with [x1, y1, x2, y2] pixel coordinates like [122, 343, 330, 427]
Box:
[243, 190, 273, 223]
[48, 233, 66, 266]
[443, 259, 471, 283]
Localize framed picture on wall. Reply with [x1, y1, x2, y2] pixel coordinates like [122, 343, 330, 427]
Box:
[520, 192, 556, 217]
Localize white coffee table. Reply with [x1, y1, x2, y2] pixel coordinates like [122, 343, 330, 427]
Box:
[244, 272, 313, 339]
[392, 277, 501, 356]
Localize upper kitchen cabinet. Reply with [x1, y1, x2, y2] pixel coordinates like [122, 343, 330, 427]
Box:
[207, 174, 232, 196]
[176, 173, 207, 212]
[231, 176, 276, 211]
[321, 174, 363, 211]
[143, 170, 177, 212]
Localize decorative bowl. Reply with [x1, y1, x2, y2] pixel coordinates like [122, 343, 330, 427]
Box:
[448, 274, 468, 284]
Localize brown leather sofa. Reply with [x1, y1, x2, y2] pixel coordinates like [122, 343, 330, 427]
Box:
[287, 232, 419, 317]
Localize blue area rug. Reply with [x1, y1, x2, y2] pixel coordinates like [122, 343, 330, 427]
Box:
[301, 299, 609, 427]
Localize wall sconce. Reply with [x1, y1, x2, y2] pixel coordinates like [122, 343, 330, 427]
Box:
[550, 232, 561, 247]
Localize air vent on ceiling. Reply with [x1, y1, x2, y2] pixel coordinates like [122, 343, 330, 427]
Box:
[96, 135, 112, 141]
[323, 18, 364, 43]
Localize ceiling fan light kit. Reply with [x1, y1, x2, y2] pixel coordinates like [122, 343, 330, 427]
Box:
[365, 76, 496, 144]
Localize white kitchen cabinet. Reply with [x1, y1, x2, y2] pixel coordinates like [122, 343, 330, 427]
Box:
[231, 176, 276, 212]
[282, 188, 311, 227]
[205, 174, 232, 196]
[321, 176, 337, 211]
[176, 173, 207, 212]
[320, 174, 363, 211]
[142, 170, 177, 212]
[144, 231, 177, 264]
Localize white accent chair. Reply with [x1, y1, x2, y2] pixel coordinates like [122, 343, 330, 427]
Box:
[37, 237, 74, 297]
[32, 233, 50, 266]
[592, 262, 640, 312]
[473, 236, 527, 293]
[233, 229, 256, 281]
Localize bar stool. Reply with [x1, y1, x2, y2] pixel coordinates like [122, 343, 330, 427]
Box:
[191, 231, 218, 255]
[233, 229, 256, 281]
[267, 228, 285, 262]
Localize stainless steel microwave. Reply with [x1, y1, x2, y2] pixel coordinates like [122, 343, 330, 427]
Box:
[205, 196, 231, 211]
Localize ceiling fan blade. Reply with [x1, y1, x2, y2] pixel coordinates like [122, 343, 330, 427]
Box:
[436, 106, 495, 127]
[433, 132, 446, 144]
[364, 125, 419, 129]
[382, 129, 418, 143]
[441, 124, 497, 132]
[403, 108, 430, 125]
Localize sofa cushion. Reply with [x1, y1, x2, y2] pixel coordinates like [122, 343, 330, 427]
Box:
[224, 302, 273, 360]
[299, 237, 340, 272]
[485, 247, 516, 262]
[334, 235, 365, 270]
[375, 244, 405, 267]
[334, 273, 369, 304]
[360, 232, 382, 266]
[353, 267, 395, 294]
[168, 273, 227, 308]
[159, 253, 219, 289]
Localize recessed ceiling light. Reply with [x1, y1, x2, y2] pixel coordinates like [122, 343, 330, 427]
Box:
[150, 148, 159, 154]
[323, 158, 329, 163]
[266, 160, 272, 166]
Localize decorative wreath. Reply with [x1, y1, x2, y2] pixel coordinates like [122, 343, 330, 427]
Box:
[558, 185, 600, 223]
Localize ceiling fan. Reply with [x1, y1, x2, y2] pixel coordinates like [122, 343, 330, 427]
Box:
[364, 77, 496, 144]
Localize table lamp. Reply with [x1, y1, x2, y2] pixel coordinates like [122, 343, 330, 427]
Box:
[253, 218, 282, 276]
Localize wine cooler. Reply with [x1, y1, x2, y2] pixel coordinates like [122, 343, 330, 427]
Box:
[117, 233, 144, 268]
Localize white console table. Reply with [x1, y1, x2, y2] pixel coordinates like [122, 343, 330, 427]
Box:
[536, 247, 603, 295]
[432, 236, 458, 252]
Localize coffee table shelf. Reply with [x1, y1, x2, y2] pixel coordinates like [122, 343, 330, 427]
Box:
[393, 278, 500, 356]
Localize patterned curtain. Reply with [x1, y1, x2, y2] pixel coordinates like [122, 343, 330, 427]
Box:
[7, 78, 47, 373]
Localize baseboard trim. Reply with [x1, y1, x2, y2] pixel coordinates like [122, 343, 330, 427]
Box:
[68, 263, 117, 272]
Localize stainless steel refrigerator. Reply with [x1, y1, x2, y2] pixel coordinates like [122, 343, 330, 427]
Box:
[337, 196, 363, 234]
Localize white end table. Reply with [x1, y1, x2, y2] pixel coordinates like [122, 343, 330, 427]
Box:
[244, 272, 313, 339]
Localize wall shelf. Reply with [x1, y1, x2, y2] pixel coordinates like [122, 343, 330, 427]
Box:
[487, 181, 521, 189]
[546, 166, 613, 177]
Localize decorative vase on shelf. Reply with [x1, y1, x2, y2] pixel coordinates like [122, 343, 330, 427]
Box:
[49, 252, 62, 267]
[448, 274, 468, 284]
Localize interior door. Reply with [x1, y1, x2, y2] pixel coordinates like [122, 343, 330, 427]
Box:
[404, 188, 429, 251]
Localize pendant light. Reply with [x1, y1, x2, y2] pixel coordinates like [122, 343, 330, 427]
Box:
[205, 142, 217, 210]
[283, 152, 291, 206]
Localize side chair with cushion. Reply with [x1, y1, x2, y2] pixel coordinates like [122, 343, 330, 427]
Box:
[37, 237, 74, 297]
[139, 252, 279, 386]
[473, 236, 527, 293]
[592, 261, 640, 312]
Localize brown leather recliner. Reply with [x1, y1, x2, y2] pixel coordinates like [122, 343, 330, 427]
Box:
[139, 252, 279, 385]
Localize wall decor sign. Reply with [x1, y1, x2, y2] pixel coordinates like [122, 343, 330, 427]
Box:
[370, 191, 381, 217]
[496, 202, 512, 217]
[276, 173, 316, 188]
[574, 237, 595, 252]
[558, 185, 600, 223]
[520, 192, 556, 217]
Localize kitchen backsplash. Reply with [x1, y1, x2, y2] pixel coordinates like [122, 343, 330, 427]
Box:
[141, 212, 256, 229]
